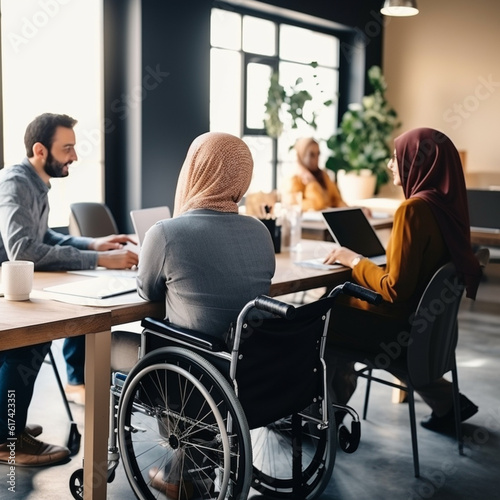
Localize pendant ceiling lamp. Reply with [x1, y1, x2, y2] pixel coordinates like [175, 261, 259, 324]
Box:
[381, 0, 419, 17]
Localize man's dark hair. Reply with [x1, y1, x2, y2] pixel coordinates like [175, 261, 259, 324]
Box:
[24, 113, 78, 157]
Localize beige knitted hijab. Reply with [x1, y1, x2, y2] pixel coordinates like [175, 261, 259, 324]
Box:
[174, 132, 253, 216]
[294, 137, 327, 189]
[294, 137, 318, 171]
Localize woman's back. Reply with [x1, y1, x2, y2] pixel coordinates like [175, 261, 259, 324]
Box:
[138, 210, 275, 336]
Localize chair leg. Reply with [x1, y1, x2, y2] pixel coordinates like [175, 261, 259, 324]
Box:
[407, 389, 420, 478]
[450, 358, 464, 455]
[362, 369, 372, 420]
[46, 349, 82, 455]
[47, 349, 74, 421]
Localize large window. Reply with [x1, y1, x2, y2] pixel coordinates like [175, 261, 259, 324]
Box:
[210, 7, 340, 194]
[1, 0, 103, 228]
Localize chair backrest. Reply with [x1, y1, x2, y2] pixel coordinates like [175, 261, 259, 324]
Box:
[407, 262, 465, 388]
[69, 202, 119, 237]
[234, 296, 335, 429]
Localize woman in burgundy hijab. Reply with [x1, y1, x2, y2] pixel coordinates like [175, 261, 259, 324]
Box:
[324, 127, 481, 433]
[396, 127, 481, 299]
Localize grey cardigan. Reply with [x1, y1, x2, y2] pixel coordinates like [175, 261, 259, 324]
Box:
[0, 158, 98, 270]
[137, 209, 276, 337]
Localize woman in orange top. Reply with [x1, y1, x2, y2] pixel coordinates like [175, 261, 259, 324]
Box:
[288, 137, 347, 211]
[324, 127, 482, 432]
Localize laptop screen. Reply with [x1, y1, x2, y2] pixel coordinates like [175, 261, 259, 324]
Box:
[130, 206, 171, 247]
[322, 208, 386, 258]
[467, 189, 500, 232]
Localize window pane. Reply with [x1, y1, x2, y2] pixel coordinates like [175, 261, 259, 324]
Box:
[242, 16, 276, 56]
[280, 25, 339, 67]
[211, 8, 241, 50]
[246, 63, 272, 129]
[244, 136, 273, 193]
[210, 7, 343, 194]
[210, 48, 242, 136]
[1, 0, 103, 228]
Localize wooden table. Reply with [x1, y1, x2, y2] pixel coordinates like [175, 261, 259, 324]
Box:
[0, 292, 113, 500]
[271, 239, 351, 296]
[0, 247, 350, 499]
[0, 271, 164, 500]
[470, 230, 500, 248]
[302, 210, 500, 251]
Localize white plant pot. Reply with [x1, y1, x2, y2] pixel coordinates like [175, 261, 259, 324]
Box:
[337, 169, 377, 205]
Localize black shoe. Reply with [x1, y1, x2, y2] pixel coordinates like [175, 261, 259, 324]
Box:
[421, 394, 478, 433]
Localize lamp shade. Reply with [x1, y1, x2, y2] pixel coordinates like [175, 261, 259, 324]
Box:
[381, 0, 419, 16]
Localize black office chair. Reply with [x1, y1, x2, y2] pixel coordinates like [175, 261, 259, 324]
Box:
[334, 248, 490, 477]
[68, 202, 119, 237]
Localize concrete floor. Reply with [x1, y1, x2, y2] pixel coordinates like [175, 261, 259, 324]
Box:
[2, 264, 500, 500]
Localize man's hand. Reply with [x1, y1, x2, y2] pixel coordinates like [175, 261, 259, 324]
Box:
[89, 234, 138, 251]
[97, 249, 139, 269]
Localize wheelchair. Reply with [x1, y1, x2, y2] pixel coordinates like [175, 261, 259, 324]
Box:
[69, 281, 380, 500]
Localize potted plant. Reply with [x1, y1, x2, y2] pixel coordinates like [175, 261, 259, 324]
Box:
[325, 65, 401, 199]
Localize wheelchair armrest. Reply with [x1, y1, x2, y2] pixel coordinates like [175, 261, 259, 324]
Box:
[141, 317, 227, 352]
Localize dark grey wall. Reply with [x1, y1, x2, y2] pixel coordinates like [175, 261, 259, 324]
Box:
[140, 0, 211, 222]
[104, 0, 384, 231]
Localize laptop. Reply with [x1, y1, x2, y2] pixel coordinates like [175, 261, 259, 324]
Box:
[467, 189, 500, 233]
[321, 207, 387, 265]
[44, 276, 137, 300]
[130, 206, 171, 247]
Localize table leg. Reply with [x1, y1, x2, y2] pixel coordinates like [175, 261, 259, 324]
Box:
[392, 378, 408, 403]
[84, 330, 111, 500]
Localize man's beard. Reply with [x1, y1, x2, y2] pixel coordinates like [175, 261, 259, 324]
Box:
[44, 151, 69, 178]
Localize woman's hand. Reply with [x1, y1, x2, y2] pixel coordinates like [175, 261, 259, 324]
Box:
[361, 206, 372, 218]
[323, 246, 361, 268]
[299, 169, 316, 185]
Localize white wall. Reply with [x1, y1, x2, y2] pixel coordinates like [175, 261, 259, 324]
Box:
[1, 0, 104, 227]
[383, 0, 500, 176]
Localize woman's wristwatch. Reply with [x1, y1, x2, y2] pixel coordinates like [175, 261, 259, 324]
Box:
[350, 255, 364, 268]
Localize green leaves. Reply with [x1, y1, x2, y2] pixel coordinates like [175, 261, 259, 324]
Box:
[264, 72, 286, 138]
[264, 61, 329, 138]
[325, 65, 401, 193]
[264, 71, 315, 137]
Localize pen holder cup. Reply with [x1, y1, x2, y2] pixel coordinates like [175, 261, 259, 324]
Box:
[260, 218, 281, 254]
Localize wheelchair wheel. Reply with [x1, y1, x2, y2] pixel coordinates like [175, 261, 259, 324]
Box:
[117, 346, 252, 500]
[250, 401, 336, 499]
[69, 468, 83, 500]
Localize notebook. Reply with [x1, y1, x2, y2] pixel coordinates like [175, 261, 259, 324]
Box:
[130, 206, 171, 247]
[44, 276, 137, 300]
[467, 189, 500, 233]
[322, 208, 387, 265]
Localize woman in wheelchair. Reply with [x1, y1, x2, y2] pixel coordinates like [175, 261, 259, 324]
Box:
[134, 131, 276, 495]
[136, 131, 275, 337]
[323, 127, 481, 433]
[90, 132, 373, 500]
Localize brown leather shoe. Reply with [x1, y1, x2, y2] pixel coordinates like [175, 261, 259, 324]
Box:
[148, 467, 194, 499]
[0, 431, 70, 467]
[65, 384, 85, 405]
[25, 423, 43, 438]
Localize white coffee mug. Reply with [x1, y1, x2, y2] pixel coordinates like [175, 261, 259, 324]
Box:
[1, 260, 34, 301]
